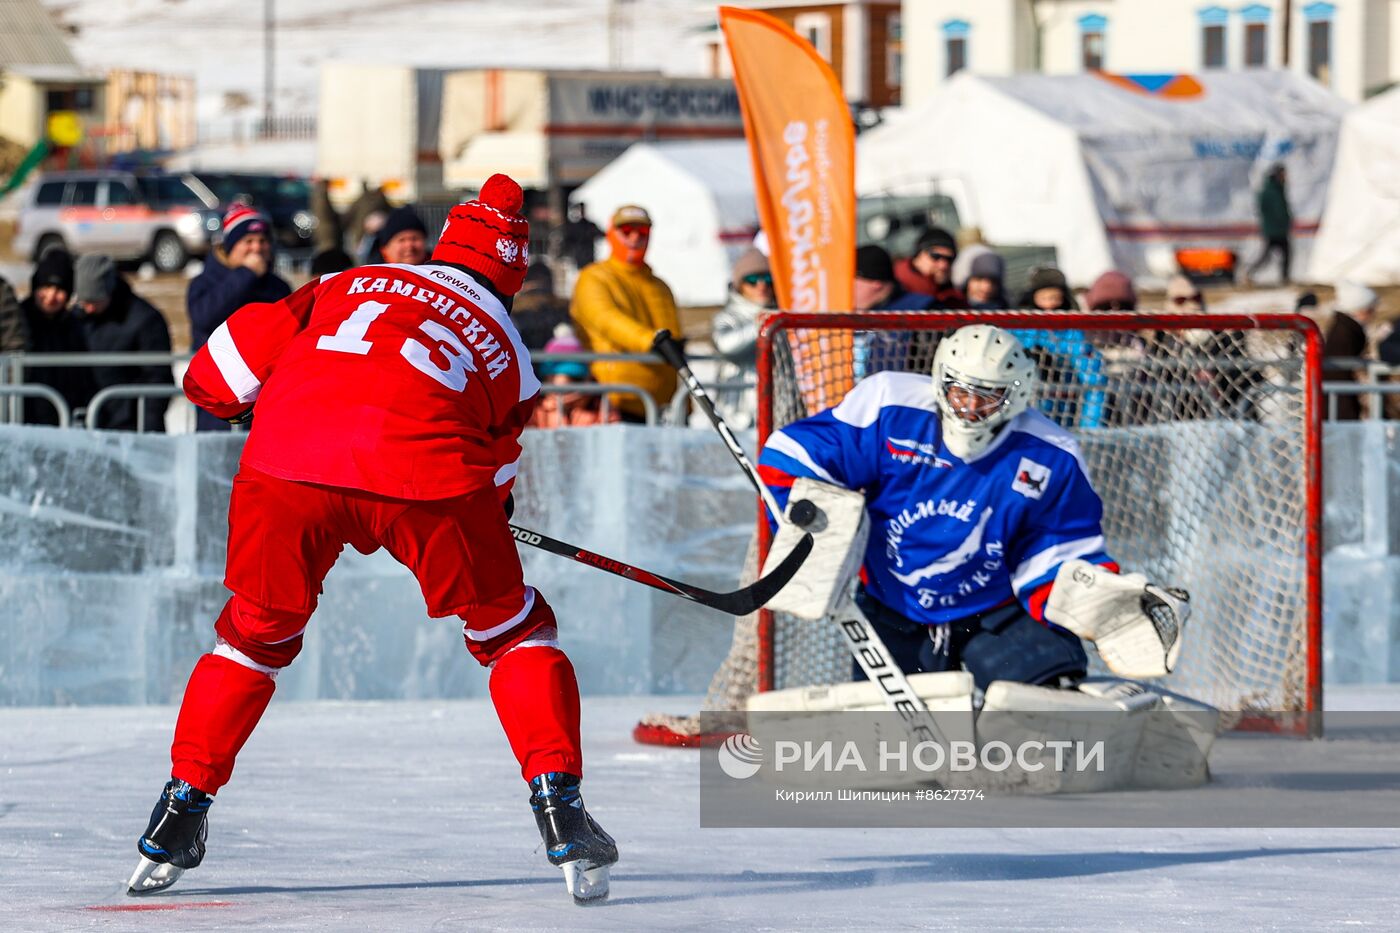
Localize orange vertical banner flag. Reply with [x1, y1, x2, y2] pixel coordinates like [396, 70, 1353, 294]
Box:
[720, 5, 856, 410]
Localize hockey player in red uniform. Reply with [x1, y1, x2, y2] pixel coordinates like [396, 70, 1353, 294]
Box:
[126, 174, 617, 904]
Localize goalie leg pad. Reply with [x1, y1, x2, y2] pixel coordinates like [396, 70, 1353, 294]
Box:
[747, 671, 976, 790]
[748, 670, 974, 715]
[1076, 678, 1221, 789]
[1043, 559, 1190, 679]
[975, 679, 1217, 793]
[977, 680, 1150, 794]
[761, 478, 869, 620]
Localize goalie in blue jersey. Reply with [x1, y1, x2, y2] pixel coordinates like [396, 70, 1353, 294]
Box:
[757, 324, 1189, 689]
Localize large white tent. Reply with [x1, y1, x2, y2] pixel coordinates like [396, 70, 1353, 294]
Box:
[1310, 85, 1400, 285]
[571, 140, 758, 307]
[858, 71, 1348, 285]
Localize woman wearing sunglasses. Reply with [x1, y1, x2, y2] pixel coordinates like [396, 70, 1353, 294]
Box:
[710, 246, 777, 429]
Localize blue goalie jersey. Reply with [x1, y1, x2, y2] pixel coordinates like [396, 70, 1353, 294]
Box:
[757, 372, 1115, 625]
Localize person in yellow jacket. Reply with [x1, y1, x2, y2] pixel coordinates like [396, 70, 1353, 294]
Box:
[569, 205, 680, 422]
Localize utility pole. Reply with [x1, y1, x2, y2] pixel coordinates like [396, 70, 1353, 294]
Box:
[1026, 0, 1045, 72]
[607, 0, 633, 69]
[1281, 0, 1292, 67]
[264, 0, 275, 130]
[607, 0, 616, 68]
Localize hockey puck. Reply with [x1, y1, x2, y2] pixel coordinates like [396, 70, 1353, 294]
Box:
[788, 499, 819, 528]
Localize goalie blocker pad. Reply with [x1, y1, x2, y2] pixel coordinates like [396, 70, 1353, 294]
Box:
[1044, 559, 1190, 679]
[760, 478, 869, 620]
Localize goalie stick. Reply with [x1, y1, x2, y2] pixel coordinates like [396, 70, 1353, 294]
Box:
[509, 523, 812, 617]
[651, 331, 950, 749]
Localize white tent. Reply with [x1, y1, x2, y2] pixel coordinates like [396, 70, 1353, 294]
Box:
[1310, 85, 1400, 285]
[858, 71, 1348, 286]
[570, 140, 758, 307]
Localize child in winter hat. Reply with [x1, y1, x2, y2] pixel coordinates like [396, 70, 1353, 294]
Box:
[539, 323, 590, 380]
[221, 204, 272, 252]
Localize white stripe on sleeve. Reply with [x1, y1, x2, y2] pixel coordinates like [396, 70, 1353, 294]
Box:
[765, 430, 838, 484]
[1010, 535, 1106, 594]
[206, 322, 262, 403]
[831, 372, 938, 428]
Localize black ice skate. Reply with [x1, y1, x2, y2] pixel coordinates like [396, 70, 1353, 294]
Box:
[529, 772, 618, 904]
[126, 779, 212, 896]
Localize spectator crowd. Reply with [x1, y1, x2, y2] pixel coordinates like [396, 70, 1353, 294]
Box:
[2, 170, 1394, 433]
[2, 245, 173, 429]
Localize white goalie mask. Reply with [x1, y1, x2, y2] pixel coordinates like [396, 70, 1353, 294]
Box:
[931, 325, 1035, 460]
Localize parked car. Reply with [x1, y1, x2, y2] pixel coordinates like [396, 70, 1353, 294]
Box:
[185, 171, 316, 251]
[12, 170, 220, 272]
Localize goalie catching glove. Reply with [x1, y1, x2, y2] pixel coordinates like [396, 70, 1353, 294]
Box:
[1043, 559, 1190, 678]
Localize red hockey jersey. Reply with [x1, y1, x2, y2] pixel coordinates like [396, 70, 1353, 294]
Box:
[184, 263, 541, 501]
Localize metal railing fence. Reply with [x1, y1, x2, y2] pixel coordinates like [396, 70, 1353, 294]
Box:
[3, 350, 1399, 432]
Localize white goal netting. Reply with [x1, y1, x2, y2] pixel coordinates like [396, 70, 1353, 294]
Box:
[638, 311, 1321, 742]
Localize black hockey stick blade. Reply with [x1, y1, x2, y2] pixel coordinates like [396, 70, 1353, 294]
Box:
[510, 523, 813, 616]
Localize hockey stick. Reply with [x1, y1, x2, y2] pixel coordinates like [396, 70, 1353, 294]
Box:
[652, 330, 786, 522]
[829, 597, 952, 751]
[653, 330, 950, 749]
[509, 523, 812, 617]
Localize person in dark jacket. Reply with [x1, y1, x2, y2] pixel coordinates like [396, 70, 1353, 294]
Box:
[372, 205, 429, 265]
[1016, 265, 1078, 312]
[73, 254, 174, 432]
[343, 179, 392, 253]
[0, 271, 25, 353]
[309, 177, 344, 254]
[309, 247, 356, 276]
[512, 260, 571, 353]
[855, 244, 935, 378]
[186, 205, 292, 431]
[1084, 270, 1137, 311]
[1014, 266, 1107, 427]
[1315, 282, 1374, 421]
[893, 227, 967, 308]
[959, 248, 1008, 310]
[18, 246, 93, 425]
[1247, 164, 1292, 284]
[551, 204, 604, 272]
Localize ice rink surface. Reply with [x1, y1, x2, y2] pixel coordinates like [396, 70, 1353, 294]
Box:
[3, 692, 1399, 932]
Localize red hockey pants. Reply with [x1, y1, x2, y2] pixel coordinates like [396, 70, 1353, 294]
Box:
[170, 468, 582, 793]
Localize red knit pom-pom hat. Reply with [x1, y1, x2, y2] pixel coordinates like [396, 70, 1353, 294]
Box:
[432, 173, 530, 296]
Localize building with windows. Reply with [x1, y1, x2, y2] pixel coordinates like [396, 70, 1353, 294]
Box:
[0, 0, 105, 151]
[902, 1, 1398, 106]
[1, 0, 195, 170]
[703, 1, 906, 109]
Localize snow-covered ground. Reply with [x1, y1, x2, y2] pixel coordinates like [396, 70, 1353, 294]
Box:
[42, 0, 714, 123]
[3, 691, 1399, 931]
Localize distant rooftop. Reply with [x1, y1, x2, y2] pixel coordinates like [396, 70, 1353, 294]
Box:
[0, 0, 80, 70]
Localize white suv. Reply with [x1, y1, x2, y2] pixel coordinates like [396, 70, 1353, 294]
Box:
[12, 170, 220, 272]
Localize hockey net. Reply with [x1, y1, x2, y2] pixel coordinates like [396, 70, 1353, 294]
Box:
[634, 310, 1322, 744]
